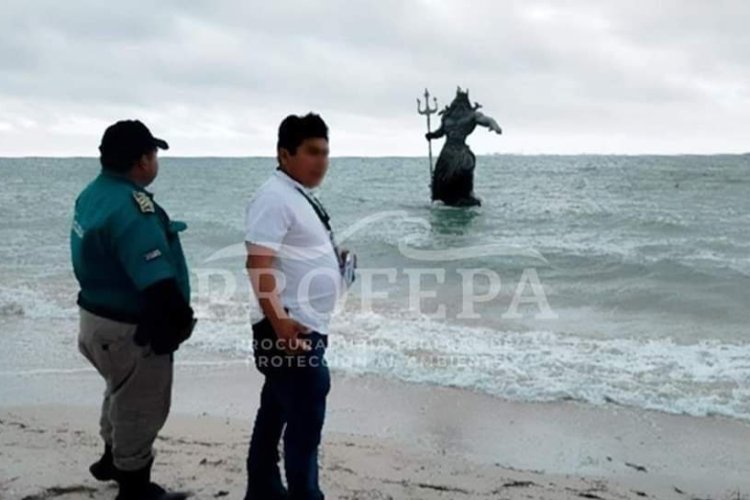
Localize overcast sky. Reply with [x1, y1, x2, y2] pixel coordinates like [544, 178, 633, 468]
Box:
[1, 0, 748, 156]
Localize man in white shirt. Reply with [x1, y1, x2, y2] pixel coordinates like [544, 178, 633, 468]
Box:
[243, 113, 353, 500]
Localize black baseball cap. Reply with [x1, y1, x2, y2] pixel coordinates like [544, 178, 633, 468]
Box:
[99, 120, 169, 162]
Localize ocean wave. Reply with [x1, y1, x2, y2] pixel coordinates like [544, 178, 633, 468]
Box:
[184, 307, 750, 422]
[0, 302, 25, 317]
[325, 311, 750, 421]
[0, 285, 76, 320]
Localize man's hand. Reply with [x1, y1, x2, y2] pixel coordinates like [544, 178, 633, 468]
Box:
[271, 317, 312, 355]
[135, 278, 194, 355]
[246, 242, 312, 355]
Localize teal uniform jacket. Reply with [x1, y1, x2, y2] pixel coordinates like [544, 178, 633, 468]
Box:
[70, 171, 190, 322]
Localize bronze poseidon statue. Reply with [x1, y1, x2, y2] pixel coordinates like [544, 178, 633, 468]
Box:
[425, 87, 502, 207]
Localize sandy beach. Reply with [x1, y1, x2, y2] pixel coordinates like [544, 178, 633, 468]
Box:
[2, 356, 749, 500]
[3, 0, 750, 497]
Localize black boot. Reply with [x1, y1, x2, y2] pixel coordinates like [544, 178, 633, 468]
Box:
[115, 460, 188, 500]
[89, 444, 117, 481]
[244, 473, 288, 500]
[244, 486, 288, 500]
[244, 462, 288, 499]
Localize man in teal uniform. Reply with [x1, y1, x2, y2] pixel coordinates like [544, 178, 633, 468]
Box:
[71, 120, 194, 500]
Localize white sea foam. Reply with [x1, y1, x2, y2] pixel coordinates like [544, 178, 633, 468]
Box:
[0, 284, 76, 319]
[326, 310, 750, 421]
[183, 305, 750, 422]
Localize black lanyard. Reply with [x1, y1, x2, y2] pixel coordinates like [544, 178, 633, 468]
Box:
[277, 167, 333, 231]
[294, 187, 343, 269]
[295, 187, 332, 232]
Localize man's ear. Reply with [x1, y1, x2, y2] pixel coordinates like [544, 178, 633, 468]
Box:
[278, 147, 290, 167]
[134, 153, 149, 170]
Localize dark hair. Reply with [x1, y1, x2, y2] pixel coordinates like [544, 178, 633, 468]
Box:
[277, 113, 328, 155]
[100, 147, 156, 173]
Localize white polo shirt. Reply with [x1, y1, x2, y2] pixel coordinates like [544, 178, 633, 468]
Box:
[245, 169, 343, 334]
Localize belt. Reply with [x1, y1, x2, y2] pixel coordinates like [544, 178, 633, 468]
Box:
[252, 316, 329, 348]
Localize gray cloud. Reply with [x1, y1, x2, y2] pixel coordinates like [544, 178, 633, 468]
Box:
[0, 0, 748, 155]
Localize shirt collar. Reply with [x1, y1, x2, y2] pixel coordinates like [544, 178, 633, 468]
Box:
[99, 170, 149, 194]
[275, 167, 312, 194]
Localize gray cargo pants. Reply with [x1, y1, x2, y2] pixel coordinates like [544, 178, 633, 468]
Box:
[77, 307, 173, 472]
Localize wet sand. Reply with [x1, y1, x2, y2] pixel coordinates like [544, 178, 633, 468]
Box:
[2, 359, 749, 499]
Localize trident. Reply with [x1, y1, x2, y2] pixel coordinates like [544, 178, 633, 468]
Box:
[417, 88, 438, 184]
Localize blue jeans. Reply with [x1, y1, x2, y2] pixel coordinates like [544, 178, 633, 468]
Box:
[245, 318, 330, 500]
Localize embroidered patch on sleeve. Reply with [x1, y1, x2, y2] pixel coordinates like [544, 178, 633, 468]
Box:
[144, 249, 162, 261]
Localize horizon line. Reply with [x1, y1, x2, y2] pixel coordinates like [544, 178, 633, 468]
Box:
[1, 152, 748, 159]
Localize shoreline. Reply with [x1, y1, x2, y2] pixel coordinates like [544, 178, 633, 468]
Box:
[2, 359, 749, 499]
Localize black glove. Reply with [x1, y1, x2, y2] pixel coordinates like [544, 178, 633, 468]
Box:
[135, 279, 195, 355]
